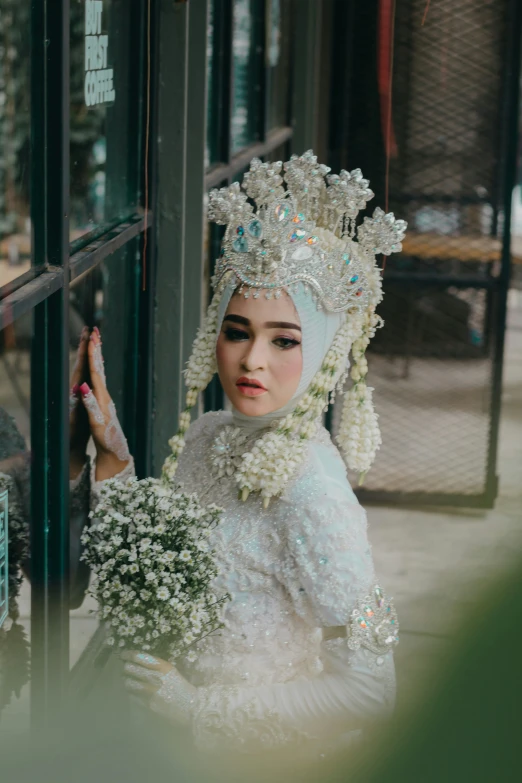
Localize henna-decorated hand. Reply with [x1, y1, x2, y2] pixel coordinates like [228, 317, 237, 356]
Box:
[79, 327, 131, 481]
[69, 326, 91, 478]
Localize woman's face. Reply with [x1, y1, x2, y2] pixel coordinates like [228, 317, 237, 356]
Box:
[216, 290, 303, 417]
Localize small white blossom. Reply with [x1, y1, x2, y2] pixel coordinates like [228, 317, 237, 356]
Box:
[81, 471, 227, 664]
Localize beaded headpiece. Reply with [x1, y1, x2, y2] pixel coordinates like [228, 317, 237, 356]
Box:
[162, 152, 407, 507]
[209, 151, 406, 312]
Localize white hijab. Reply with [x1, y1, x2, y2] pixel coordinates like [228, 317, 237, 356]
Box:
[216, 282, 343, 433]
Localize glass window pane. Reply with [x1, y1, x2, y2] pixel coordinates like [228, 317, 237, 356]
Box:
[0, 0, 32, 289]
[265, 141, 291, 164]
[69, 239, 140, 666]
[70, 0, 144, 241]
[231, 0, 263, 154]
[206, 0, 229, 168]
[0, 314, 32, 732]
[266, 0, 292, 131]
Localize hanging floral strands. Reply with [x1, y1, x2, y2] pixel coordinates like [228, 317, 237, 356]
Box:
[162, 151, 407, 505]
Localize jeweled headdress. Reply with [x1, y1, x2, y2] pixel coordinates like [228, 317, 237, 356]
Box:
[209, 151, 406, 312]
[162, 152, 407, 506]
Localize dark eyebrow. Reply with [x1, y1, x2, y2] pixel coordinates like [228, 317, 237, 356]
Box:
[223, 314, 301, 332]
[264, 321, 301, 332]
[223, 314, 250, 326]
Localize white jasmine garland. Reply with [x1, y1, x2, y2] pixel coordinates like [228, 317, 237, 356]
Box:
[338, 382, 381, 476]
[162, 275, 232, 484]
[81, 477, 229, 661]
[336, 305, 384, 478]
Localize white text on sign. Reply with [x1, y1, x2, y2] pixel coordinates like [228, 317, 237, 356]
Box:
[84, 0, 116, 107]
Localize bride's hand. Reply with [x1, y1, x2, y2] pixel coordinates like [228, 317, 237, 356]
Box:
[121, 651, 197, 725]
[69, 326, 91, 478]
[79, 327, 131, 481]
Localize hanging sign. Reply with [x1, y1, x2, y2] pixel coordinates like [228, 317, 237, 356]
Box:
[0, 489, 8, 628]
[84, 0, 116, 107]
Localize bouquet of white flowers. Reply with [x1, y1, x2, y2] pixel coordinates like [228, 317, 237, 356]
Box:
[81, 477, 227, 663]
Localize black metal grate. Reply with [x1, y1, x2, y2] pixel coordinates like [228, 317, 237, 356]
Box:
[331, 0, 520, 506]
[388, 0, 508, 273]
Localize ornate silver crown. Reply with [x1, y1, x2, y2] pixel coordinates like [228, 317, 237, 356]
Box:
[208, 150, 407, 312]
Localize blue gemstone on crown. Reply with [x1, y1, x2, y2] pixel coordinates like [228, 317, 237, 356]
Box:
[209, 152, 407, 314]
[247, 219, 263, 238]
[233, 236, 249, 253]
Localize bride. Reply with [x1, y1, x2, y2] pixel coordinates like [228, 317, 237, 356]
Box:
[79, 152, 405, 759]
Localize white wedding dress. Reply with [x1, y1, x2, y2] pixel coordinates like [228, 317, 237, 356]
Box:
[148, 410, 399, 757]
[94, 410, 398, 758]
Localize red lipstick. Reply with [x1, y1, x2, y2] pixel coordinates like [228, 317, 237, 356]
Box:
[236, 376, 267, 397]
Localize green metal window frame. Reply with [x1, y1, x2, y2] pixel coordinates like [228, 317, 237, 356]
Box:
[0, 0, 157, 725]
[152, 0, 322, 472]
[204, 0, 321, 190]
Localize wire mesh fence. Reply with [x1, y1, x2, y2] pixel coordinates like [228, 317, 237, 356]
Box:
[331, 0, 520, 505]
[332, 286, 492, 496]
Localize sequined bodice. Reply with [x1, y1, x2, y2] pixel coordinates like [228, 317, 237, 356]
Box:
[174, 411, 376, 690]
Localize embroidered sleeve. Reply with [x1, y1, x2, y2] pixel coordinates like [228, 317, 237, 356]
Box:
[90, 456, 136, 511]
[278, 491, 376, 627]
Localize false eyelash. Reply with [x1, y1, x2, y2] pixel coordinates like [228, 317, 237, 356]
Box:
[273, 337, 301, 349]
[223, 328, 249, 341]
